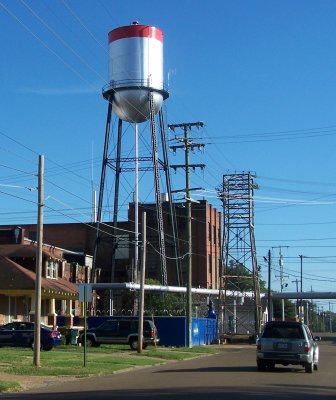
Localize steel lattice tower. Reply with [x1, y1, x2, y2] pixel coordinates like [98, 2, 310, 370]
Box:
[217, 172, 262, 336]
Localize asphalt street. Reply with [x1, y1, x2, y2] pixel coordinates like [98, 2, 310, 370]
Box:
[2, 335, 336, 400]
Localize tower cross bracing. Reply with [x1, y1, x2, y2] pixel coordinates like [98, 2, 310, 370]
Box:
[217, 172, 262, 335]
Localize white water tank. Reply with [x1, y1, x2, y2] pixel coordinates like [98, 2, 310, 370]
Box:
[103, 21, 168, 123]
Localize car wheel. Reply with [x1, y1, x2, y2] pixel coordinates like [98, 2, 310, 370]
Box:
[31, 341, 43, 351]
[305, 361, 314, 373]
[83, 337, 95, 347]
[257, 360, 267, 371]
[130, 338, 138, 350]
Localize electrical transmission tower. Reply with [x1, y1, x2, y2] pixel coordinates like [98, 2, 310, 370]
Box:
[217, 172, 262, 337]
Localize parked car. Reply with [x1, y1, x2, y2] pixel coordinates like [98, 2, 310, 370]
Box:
[0, 321, 62, 351]
[256, 320, 321, 373]
[78, 318, 159, 350]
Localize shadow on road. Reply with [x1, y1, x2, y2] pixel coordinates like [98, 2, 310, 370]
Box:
[4, 385, 335, 400]
[154, 365, 257, 373]
[319, 335, 336, 345]
[153, 365, 307, 373]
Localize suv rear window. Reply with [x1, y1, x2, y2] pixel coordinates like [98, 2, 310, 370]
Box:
[262, 324, 304, 339]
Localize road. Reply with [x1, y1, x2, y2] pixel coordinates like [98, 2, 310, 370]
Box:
[3, 334, 336, 399]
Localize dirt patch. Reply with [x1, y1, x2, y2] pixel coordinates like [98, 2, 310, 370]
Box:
[0, 373, 79, 392]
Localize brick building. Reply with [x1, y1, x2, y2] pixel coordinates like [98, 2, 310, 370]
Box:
[0, 200, 222, 314]
[128, 200, 222, 289]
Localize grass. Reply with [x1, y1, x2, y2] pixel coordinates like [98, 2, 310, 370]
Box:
[0, 380, 21, 393]
[0, 344, 220, 392]
[143, 345, 219, 360]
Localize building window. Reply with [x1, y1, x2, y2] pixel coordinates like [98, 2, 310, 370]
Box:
[47, 260, 58, 279]
[208, 254, 212, 288]
[28, 231, 37, 242]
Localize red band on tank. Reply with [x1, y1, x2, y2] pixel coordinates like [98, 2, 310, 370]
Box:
[108, 25, 163, 43]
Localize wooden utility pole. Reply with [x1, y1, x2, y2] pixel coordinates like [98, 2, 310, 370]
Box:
[267, 249, 272, 321]
[272, 245, 288, 320]
[168, 122, 205, 348]
[34, 155, 44, 367]
[299, 254, 304, 321]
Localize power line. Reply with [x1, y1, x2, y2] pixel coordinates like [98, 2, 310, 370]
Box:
[0, 1, 99, 90]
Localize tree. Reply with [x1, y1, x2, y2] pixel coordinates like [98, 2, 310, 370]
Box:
[144, 279, 185, 316]
[272, 298, 296, 320]
[116, 279, 212, 317]
[224, 260, 267, 292]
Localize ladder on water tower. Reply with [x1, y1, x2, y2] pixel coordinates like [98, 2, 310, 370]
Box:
[149, 91, 168, 286]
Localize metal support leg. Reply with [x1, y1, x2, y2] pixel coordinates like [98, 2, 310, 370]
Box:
[110, 118, 123, 315]
[92, 95, 113, 283]
[158, 109, 181, 286]
[149, 92, 167, 285]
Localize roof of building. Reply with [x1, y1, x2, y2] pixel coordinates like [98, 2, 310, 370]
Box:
[0, 243, 64, 260]
[0, 255, 78, 297]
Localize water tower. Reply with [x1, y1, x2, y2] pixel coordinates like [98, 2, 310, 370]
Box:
[103, 22, 168, 122]
[93, 22, 180, 292]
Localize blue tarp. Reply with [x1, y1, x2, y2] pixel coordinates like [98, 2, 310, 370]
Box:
[154, 316, 217, 346]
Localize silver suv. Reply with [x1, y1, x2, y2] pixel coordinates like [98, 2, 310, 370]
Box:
[256, 321, 321, 373]
[78, 318, 159, 350]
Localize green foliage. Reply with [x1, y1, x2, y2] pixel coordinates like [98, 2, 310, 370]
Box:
[144, 279, 185, 315]
[225, 261, 267, 292]
[272, 299, 296, 320]
[308, 302, 336, 332]
[117, 279, 212, 316]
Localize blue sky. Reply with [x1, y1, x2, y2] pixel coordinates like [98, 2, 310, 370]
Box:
[0, 0, 336, 309]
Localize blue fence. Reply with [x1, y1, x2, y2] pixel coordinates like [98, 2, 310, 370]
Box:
[154, 316, 217, 346]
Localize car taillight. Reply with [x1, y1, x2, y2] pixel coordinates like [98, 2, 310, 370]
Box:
[49, 332, 58, 338]
[257, 342, 261, 351]
[304, 342, 310, 353]
[150, 328, 154, 338]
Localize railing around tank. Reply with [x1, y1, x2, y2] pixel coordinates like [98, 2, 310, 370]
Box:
[102, 79, 168, 94]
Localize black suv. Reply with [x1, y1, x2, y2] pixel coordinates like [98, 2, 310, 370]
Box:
[78, 319, 159, 350]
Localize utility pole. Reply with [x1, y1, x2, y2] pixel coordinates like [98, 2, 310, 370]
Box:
[273, 246, 288, 320]
[138, 212, 146, 353]
[299, 254, 307, 322]
[279, 248, 285, 321]
[168, 121, 205, 348]
[292, 278, 300, 317]
[299, 254, 303, 320]
[267, 250, 272, 321]
[34, 155, 44, 367]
